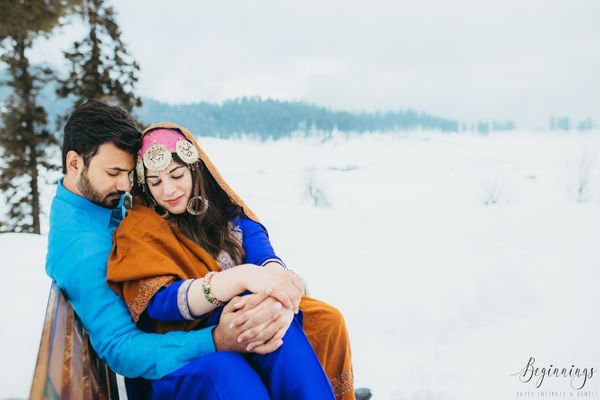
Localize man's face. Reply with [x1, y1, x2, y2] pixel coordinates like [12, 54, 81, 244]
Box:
[76, 143, 135, 208]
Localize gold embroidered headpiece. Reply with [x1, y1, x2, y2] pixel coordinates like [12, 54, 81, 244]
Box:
[136, 128, 199, 184]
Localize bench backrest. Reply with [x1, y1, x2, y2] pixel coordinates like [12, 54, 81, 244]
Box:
[30, 282, 120, 399]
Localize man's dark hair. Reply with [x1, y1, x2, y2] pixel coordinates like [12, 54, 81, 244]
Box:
[62, 99, 141, 173]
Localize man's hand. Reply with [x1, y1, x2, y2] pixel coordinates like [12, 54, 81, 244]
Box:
[231, 291, 294, 353]
[212, 292, 292, 354]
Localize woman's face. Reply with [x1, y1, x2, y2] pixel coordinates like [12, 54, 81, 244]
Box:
[146, 159, 193, 215]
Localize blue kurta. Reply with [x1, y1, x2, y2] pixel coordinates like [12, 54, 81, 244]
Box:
[46, 180, 216, 379]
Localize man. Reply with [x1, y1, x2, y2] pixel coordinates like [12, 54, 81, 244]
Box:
[45, 100, 294, 384]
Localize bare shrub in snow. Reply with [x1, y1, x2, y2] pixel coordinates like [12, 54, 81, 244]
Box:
[479, 173, 507, 206]
[566, 149, 596, 203]
[304, 170, 330, 208]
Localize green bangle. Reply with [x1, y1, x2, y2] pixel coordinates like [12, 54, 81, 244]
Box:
[202, 271, 224, 306]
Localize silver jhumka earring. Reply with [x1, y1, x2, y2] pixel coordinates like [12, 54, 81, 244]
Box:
[186, 163, 209, 216]
[187, 195, 209, 215]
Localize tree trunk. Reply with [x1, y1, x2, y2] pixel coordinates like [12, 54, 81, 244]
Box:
[16, 37, 41, 234]
[30, 143, 41, 234]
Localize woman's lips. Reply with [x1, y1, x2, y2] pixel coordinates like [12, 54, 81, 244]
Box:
[166, 195, 183, 205]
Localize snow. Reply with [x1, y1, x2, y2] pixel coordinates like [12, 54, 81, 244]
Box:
[1, 130, 599, 399]
[0, 234, 49, 399]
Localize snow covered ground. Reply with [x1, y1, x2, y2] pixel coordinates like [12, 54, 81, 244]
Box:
[1, 130, 600, 399]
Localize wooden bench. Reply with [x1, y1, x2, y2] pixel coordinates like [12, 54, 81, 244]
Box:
[30, 283, 372, 400]
[30, 282, 119, 399]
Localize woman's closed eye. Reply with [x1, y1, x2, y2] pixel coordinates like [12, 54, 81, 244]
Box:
[148, 174, 182, 186]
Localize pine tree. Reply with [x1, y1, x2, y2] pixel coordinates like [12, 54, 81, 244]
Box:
[0, 0, 80, 233]
[58, 0, 141, 113]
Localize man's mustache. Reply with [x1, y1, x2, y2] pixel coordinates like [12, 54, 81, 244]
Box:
[105, 191, 125, 200]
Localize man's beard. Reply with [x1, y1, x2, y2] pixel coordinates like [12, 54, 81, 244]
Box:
[77, 169, 123, 208]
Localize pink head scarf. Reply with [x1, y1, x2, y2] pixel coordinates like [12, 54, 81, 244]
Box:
[138, 128, 187, 157]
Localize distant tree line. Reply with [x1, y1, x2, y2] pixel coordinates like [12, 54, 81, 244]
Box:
[137, 97, 518, 139]
[549, 117, 597, 131]
[4, 82, 524, 140]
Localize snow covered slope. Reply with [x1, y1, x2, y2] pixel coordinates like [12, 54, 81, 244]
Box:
[1, 130, 599, 399]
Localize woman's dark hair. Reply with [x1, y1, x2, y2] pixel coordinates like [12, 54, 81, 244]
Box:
[132, 154, 246, 264]
[62, 99, 141, 173]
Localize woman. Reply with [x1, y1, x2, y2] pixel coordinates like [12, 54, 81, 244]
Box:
[107, 122, 354, 399]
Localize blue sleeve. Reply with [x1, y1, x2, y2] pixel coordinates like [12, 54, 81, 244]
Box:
[146, 280, 188, 322]
[237, 216, 285, 266]
[46, 230, 216, 380]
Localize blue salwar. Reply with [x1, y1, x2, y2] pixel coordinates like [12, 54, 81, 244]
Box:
[146, 309, 334, 399]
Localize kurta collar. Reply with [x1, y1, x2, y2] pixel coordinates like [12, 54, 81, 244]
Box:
[56, 178, 123, 228]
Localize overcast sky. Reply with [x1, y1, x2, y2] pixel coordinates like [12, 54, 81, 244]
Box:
[33, 0, 600, 128]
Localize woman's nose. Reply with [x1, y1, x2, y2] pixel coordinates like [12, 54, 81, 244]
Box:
[162, 179, 176, 196]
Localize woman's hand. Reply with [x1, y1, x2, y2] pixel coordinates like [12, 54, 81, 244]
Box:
[239, 264, 304, 312]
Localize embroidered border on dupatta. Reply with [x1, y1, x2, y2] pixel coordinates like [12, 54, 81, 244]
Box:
[128, 276, 175, 322]
[331, 370, 354, 398]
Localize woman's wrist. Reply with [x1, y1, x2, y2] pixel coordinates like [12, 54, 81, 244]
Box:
[235, 264, 258, 293]
[210, 267, 249, 302]
[263, 260, 286, 269]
